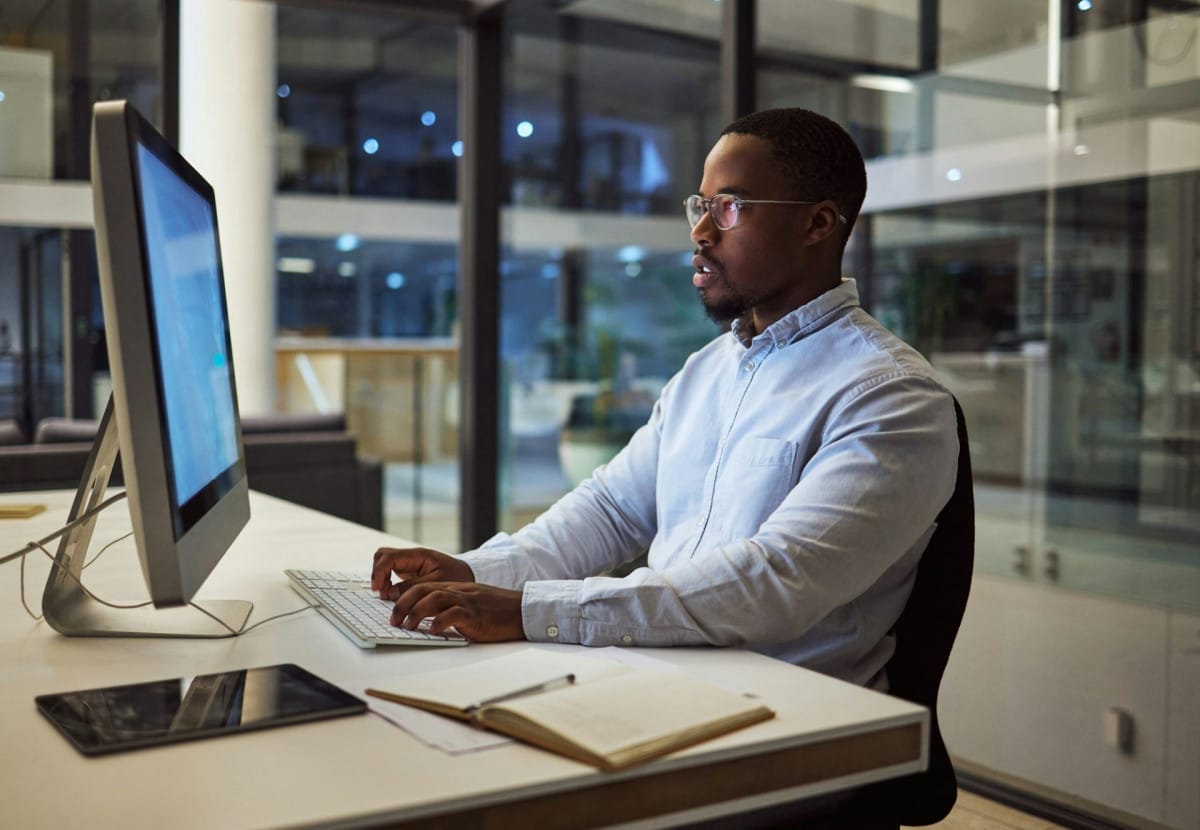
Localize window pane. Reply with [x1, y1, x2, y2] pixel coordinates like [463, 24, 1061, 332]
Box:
[504, 0, 721, 214]
[0, 227, 77, 431]
[276, 7, 458, 199]
[0, 0, 162, 181]
[770, 1, 1200, 821]
[498, 0, 721, 532]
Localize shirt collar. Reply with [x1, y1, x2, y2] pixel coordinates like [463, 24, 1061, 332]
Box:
[730, 278, 861, 349]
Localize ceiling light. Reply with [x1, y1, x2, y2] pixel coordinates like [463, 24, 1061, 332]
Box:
[277, 257, 315, 274]
[617, 245, 645, 263]
[850, 74, 915, 94]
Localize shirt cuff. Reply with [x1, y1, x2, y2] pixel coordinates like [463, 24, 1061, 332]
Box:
[521, 580, 583, 643]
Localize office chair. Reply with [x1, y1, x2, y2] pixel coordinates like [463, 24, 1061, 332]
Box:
[837, 395, 976, 829]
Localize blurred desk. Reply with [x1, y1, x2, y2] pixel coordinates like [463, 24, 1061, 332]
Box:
[275, 337, 458, 463]
[1, 489, 928, 829]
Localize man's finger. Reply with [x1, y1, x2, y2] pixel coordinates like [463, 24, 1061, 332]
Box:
[427, 606, 472, 639]
[400, 588, 460, 629]
[390, 581, 438, 624]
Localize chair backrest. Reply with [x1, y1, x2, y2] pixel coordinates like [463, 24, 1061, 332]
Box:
[867, 396, 976, 826]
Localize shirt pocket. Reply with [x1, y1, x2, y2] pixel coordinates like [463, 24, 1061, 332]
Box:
[718, 437, 800, 539]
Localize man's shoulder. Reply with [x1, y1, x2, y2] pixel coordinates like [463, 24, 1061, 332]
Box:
[827, 306, 942, 381]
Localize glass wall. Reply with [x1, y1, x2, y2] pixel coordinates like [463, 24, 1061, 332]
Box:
[496, 0, 723, 533]
[0, 0, 164, 433]
[757, 1, 1200, 824]
[0, 228, 73, 427]
[273, 4, 462, 548]
[275, 7, 458, 199]
[0, 0, 162, 182]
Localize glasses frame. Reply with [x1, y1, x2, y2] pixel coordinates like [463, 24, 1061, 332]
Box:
[684, 194, 848, 231]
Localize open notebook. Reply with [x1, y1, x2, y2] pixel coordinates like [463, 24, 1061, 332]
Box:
[366, 648, 774, 771]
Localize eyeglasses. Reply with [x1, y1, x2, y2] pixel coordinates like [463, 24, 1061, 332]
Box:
[684, 193, 847, 231]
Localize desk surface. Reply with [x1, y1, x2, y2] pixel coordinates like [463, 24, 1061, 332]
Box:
[0, 490, 926, 830]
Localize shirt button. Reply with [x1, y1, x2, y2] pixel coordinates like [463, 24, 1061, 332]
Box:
[621, 634, 633, 645]
[546, 625, 559, 638]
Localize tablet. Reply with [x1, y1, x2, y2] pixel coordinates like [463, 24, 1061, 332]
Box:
[35, 663, 366, 756]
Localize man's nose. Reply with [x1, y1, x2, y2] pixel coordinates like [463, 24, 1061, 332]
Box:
[690, 212, 717, 246]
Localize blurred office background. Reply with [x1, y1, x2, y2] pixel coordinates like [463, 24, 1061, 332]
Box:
[0, 0, 1197, 827]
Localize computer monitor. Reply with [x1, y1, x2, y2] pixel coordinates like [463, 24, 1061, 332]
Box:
[41, 100, 252, 638]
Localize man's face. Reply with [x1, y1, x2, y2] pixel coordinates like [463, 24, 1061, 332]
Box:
[690, 133, 820, 329]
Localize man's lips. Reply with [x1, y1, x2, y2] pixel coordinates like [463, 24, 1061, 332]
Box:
[692, 254, 721, 288]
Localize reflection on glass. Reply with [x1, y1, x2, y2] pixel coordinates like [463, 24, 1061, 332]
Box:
[870, 174, 1199, 606]
[276, 7, 458, 199]
[0, 227, 72, 429]
[0, 0, 161, 181]
[274, 236, 460, 551]
[755, 4, 1199, 821]
[503, 0, 721, 214]
[500, 246, 716, 531]
[497, 1, 723, 532]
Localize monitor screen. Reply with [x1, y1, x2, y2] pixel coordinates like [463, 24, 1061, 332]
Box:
[135, 142, 240, 519]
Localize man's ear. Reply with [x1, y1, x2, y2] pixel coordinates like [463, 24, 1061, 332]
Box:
[801, 201, 843, 247]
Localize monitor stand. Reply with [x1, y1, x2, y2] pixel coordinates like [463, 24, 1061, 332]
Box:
[41, 398, 252, 638]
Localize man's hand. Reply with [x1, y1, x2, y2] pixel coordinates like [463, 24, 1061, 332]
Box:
[371, 546, 474, 600]
[391, 582, 526, 643]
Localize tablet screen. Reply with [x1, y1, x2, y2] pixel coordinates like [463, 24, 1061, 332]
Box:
[36, 663, 366, 755]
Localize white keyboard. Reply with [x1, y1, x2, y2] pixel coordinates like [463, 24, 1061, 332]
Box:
[285, 569, 468, 649]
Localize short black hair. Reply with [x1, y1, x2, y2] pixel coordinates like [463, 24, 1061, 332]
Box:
[721, 108, 867, 235]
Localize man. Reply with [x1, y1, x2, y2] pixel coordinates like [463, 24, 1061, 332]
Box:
[372, 108, 958, 689]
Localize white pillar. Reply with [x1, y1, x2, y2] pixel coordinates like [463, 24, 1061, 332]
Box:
[179, 0, 277, 415]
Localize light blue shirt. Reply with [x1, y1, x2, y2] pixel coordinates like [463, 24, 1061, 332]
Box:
[462, 279, 958, 687]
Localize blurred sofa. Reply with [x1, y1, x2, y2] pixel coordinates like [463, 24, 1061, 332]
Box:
[0, 413, 383, 530]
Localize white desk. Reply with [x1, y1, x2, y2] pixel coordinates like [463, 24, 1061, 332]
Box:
[0, 490, 927, 829]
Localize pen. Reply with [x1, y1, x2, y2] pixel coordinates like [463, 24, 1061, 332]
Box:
[463, 673, 576, 713]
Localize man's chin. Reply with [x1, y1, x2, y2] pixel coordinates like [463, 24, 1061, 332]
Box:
[699, 290, 744, 324]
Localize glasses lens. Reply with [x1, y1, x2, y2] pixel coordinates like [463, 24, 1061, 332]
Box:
[711, 194, 738, 230]
[684, 196, 704, 227]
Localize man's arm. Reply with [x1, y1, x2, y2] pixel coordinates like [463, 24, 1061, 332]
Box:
[460, 393, 666, 589]
[519, 375, 959, 647]
[373, 392, 666, 641]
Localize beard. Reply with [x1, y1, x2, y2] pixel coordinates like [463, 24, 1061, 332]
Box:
[698, 275, 754, 324]
[693, 250, 756, 325]
[700, 291, 748, 324]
